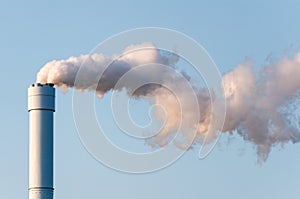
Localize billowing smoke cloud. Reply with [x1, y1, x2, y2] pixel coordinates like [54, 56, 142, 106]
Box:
[37, 43, 178, 98]
[222, 54, 300, 161]
[37, 43, 300, 161]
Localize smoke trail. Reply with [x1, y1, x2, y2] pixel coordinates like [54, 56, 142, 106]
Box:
[37, 43, 178, 98]
[36, 43, 300, 161]
[222, 54, 300, 161]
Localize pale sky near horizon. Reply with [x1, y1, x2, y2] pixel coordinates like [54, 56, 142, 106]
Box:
[1, 1, 300, 199]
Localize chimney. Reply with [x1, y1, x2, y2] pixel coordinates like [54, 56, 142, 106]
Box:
[28, 83, 55, 199]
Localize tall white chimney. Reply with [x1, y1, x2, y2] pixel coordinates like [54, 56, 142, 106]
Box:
[28, 83, 55, 199]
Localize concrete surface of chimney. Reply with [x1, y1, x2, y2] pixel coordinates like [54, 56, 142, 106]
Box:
[28, 83, 55, 199]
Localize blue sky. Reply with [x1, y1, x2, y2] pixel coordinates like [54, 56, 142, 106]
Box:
[1, 1, 300, 198]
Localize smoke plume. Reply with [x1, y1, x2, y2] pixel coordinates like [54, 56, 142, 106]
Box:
[37, 43, 300, 161]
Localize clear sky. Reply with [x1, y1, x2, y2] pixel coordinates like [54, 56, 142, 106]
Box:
[1, 0, 300, 199]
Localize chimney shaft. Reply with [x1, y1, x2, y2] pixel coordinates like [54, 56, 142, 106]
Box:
[28, 83, 55, 199]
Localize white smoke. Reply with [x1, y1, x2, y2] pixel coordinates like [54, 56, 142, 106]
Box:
[222, 53, 300, 161]
[37, 42, 178, 98]
[37, 43, 300, 161]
